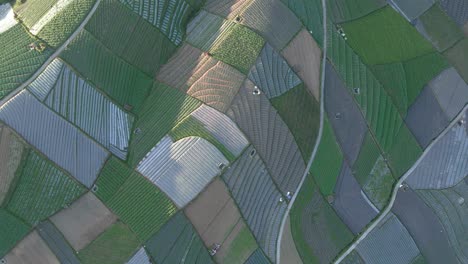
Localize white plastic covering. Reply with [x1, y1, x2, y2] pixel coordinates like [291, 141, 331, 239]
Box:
[0, 3, 18, 34]
[137, 136, 228, 208]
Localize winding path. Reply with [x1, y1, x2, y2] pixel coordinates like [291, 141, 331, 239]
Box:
[334, 104, 468, 263]
[0, 0, 102, 107]
[275, 0, 328, 262]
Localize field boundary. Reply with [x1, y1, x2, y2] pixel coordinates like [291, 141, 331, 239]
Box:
[275, 0, 328, 262]
[0, 0, 102, 107]
[334, 103, 468, 263]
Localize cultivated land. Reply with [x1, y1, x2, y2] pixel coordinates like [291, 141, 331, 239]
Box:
[3, 231, 60, 264]
[0, 125, 25, 205]
[50, 192, 117, 251]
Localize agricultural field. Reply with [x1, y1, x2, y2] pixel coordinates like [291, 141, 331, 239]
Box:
[388, 0, 434, 21]
[342, 6, 434, 65]
[289, 174, 354, 263]
[271, 83, 320, 161]
[101, 161, 177, 241]
[328, 0, 387, 23]
[37, 220, 81, 264]
[145, 212, 214, 264]
[0, 24, 53, 99]
[36, 0, 96, 48]
[0, 208, 30, 257]
[3, 231, 60, 264]
[127, 82, 201, 166]
[0, 125, 26, 206]
[85, 0, 177, 75]
[279, 216, 303, 264]
[210, 23, 265, 74]
[6, 151, 86, 225]
[310, 117, 343, 196]
[228, 80, 306, 195]
[78, 221, 141, 264]
[169, 115, 236, 161]
[184, 179, 258, 264]
[12, 0, 59, 29]
[50, 192, 117, 251]
[137, 135, 229, 208]
[281, 0, 324, 45]
[416, 4, 464, 52]
[60, 30, 154, 113]
[93, 157, 133, 203]
[443, 37, 468, 83]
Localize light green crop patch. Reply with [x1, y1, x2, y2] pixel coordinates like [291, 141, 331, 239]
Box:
[13, 0, 59, 28]
[310, 117, 343, 196]
[342, 6, 434, 65]
[78, 221, 141, 264]
[271, 83, 320, 162]
[169, 115, 236, 161]
[210, 23, 265, 74]
[329, 0, 387, 23]
[222, 226, 258, 264]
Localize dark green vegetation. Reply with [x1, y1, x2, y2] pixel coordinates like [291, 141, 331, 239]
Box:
[290, 174, 354, 263]
[386, 125, 422, 177]
[281, 0, 324, 45]
[310, 117, 343, 195]
[78, 221, 140, 264]
[7, 151, 85, 225]
[210, 24, 265, 74]
[169, 116, 235, 161]
[342, 6, 433, 65]
[443, 38, 468, 83]
[128, 82, 201, 166]
[145, 212, 213, 264]
[37, 0, 96, 48]
[85, 0, 177, 75]
[328, 0, 387, 23]
[271, 83, 320, 161]
[0, 25, 53, 99]
[0, 209, 30, 257]
[371, 52, 449, 115]
[61, 30, 153, 113]
[418, 4, 464, 52]
[353, 133, 381, 185]
[95, 157, 177, 242]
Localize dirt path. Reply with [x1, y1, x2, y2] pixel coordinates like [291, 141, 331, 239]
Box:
[0, 0, 102, 107]
[276, 0, 328, 262]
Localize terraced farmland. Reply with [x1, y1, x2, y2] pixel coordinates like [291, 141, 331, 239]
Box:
[6, 151, 86, 225]
[0, 24, 53, 99]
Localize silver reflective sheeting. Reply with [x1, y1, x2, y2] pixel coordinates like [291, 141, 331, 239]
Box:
[249, 43, 302, 99]
[0, 90, 108, 187]
[43, 64, 133, 159]
[191, 104, 249, 156]
[137, 136, 229, 208]
[126, 247, 151, 264]
[28, 59, 64, 101]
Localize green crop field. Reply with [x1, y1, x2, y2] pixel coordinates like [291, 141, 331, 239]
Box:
[85, 0, 177, 75]
[352, 132, 381, 185]
[210, 24, 265, 74]
[105, 168, 177, 242]
[13, 0, 59, 28]
[0, 25, 53, 99]
[281, 0, 324, 45]
[78, 221, 140, 264]
[60, 30, 153, 113]
[328, 0, 387, 23]
[169, 116, 235, 161]
[386, 125, 422, 177]
[93, 157, 133, 203]
[0, 209, 30, 257]
[372, 52, 449, 115]
[37, 0, 96, 48]
[418, 4, 464, 52]
[363, 156, 395, 210]
[128, 82, 201, 166]
[310, 117, 343, 196]
[271, 83, 320, 161]
[342, 6, 434, 65]
[6, 151, 85, 225]
[443, 38, 468, 83]
[290, 175, 354, 263]
[222, 226, 258, 264]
